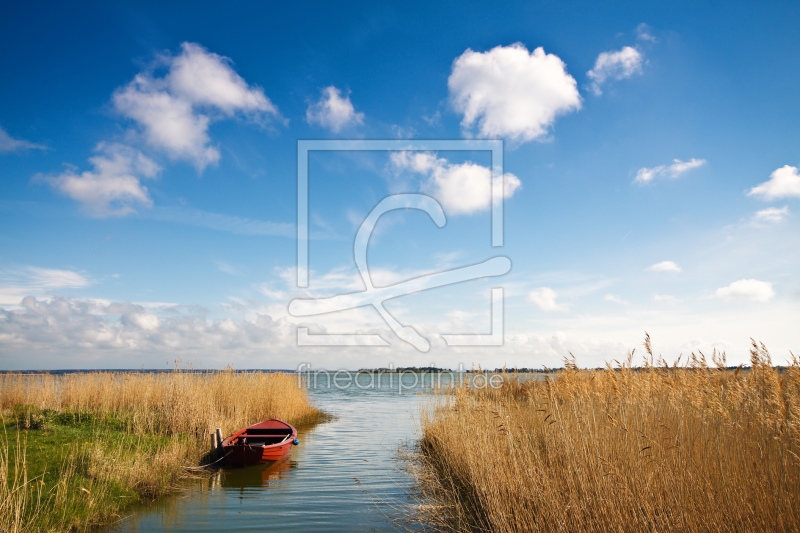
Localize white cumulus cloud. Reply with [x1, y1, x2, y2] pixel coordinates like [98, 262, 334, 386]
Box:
[648, 260, 682, 273]
[448, 43, 581, 143]
[716, 279, 775, 302]
[0, 296, 293, 358]
[587, 46, 643, 95]
[389, 151, 521, 215]
[527, 287, 569, 312]
[167, 43, 277, 115]
[751, 206, 789, 226]
[124, 312, 160, 331]
[748, 165, 800, 200]
[113, 42, 280, 170]
[306, 86, 364, 132]
[635, 158, 706, 184]
[42, 143, 160, 217]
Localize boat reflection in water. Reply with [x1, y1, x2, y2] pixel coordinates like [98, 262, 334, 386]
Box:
[216, 456, 297, 491]
[112, 374, 432, 532]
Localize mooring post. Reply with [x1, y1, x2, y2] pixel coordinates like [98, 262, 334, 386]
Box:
[215, 428, 224, 451]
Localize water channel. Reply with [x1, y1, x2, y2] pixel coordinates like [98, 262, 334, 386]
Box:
[111, 372, 458, 532]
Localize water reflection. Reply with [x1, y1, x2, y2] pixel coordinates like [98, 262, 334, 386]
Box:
[112, 373, 429, 532]
[217, 456, 297, 491]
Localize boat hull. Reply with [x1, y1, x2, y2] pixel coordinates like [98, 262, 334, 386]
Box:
[221, 419, 297, 467]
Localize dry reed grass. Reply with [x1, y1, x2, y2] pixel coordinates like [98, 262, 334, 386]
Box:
[1, 369, 319, 437]
[1, 431, 42, 533]
[416, 338, 800, 532]
[0, 369, 322, 531]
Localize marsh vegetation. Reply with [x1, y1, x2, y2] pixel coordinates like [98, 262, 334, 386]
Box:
[415, 339, 800, 532]
[0, 369, 323, 532]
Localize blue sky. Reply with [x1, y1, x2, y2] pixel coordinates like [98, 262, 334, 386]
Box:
[1, 1, 798, 370]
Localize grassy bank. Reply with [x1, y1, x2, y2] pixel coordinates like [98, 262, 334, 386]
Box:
[415, 340, 800, 532]
[1, 370, 325, 532]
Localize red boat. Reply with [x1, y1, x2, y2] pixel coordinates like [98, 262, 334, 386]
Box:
[221, 419, 299, 467]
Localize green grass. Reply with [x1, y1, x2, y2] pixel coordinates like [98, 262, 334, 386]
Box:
[5, 407, 332, 531]
[4, 407, 331, 531]
[1, 370, 326, 531]
[3, 408, 187, 531]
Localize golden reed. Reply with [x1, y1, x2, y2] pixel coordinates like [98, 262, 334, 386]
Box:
[1, 369, 321, 531]
[416, 339, 800, 532]
[1, 369, 319, 436]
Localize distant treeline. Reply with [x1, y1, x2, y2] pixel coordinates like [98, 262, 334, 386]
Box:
[492, 368, 556, 373]
[355, 366, 451, 374]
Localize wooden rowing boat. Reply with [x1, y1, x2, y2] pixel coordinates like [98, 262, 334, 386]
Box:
[221, 419, 298, 467]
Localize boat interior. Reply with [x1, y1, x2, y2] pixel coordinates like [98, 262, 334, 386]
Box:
[231, 428, 293, 446]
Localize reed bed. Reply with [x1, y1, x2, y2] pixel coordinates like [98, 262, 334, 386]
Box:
[415, 339, 800, 532]
[0, 369, 323, 531]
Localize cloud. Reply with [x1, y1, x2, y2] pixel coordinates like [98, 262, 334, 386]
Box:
[389, 151, 521, 215]
[527, 287, 569, 312]
[448, 43, 581, 143]
[114, 78, 218, 169]
[124, 311, 160, 331]
[1, 285, 795, 369]
[306, 86, 364, 132]
[747, 165, 800, 200]
[255, 283, 287, 301]
[716, 279, 775, 302]
[25, 267, 90, 289]
[391, 125, 417, 139]
[751, 206, 790, 226]
[635, 158, 706, 184]
[647, 260, 682, 273]
[0, 126, 46, 153]
[422, 111, 441, 127]
[41, 143, 160, 216]
[0, 296, 293, 357]
[167, 43, 277, 116]
[215, 261, 242, 276]
[636, 23, 657, 42]
[604, 294, 629, 305]
[587, 46, 643, 95]
[0, 266, 90, 306]
[113, 42, 280, 169]
[668, 158, 707, 175]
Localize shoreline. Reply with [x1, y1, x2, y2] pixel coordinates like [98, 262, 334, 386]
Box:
[1, 371, 327, 532]
[412, 342, 800, 532]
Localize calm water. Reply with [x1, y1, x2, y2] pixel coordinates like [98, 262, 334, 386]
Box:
[111, 373, 463, 532]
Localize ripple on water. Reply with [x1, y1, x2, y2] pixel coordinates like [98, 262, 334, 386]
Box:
[111, 377, 429, 532]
